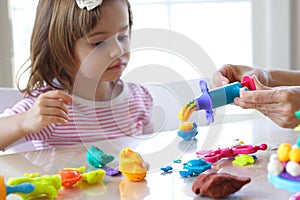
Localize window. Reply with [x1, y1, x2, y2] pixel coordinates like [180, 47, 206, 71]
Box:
[9, 0, 252, 87]
[127, 0, 252, 82]
[9, 0, 39, 87]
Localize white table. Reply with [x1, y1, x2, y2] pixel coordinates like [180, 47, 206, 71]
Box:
[2, 108, 299, 200]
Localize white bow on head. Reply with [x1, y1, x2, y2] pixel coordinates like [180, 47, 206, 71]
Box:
[76, 0, 103, 11]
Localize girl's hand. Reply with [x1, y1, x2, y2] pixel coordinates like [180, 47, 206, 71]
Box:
[21, 90, 73, 134]
[211, 64, 270, 88]
[234, 77, 300, 128]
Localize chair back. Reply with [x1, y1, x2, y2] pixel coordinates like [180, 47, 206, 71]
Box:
[0, 87, 23, 113]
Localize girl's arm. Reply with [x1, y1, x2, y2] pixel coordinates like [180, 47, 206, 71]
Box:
[0, 90, 73, 150]
[0, 113, 30, 150]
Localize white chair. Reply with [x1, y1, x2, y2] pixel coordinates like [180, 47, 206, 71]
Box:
[144, 79, 208, 132]
[0, 87, 23, 113]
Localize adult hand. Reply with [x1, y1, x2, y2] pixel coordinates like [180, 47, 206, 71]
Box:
[234, 76, 300, 128]
[211, 64, 270, 88]
[21, 90, 73, 134]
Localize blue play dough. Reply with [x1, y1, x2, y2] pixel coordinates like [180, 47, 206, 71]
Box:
[177, 122, 198, 141]
[86, 146, 115, 168]
[6, 182, 35, 195]
[179, 159, 211, 177]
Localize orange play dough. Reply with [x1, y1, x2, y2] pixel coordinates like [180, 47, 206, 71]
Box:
[179, 122, 194, 131]
[0, 176, 6, 200]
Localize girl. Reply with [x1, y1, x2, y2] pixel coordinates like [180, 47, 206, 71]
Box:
[0, 0, 153, 150]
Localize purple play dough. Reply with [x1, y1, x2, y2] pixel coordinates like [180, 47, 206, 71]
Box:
[103, 167, 120, 176]
[280, 171, 300, 182]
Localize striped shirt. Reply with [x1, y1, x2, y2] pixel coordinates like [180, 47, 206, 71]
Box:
[2, 81, 153, 149]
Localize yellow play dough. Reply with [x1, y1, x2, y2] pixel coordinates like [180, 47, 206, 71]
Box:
[277, 143, 292, 162]
[289, 147, 300, 163]
[119, 148, 149, 182]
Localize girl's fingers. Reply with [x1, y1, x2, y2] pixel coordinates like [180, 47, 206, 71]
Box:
[40, 107, 69, 121]
[42, 99, 69, 114]
[39, 90, 73, 104]
[40, 115, 69, 125]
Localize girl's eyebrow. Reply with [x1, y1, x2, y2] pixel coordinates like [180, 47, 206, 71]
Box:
[87, 25, 129, 38]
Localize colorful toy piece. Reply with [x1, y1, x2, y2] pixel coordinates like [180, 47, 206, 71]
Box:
[197, 143, 267, 163]
[179, 159, 211, 178]
[232, 154, 256, 166]
[81, 169, 106, 184]
[177, 76, 255, 141]
[61, 166, 106, 185]
[160, 166, 173, 173]
[7, 173, 62, 199]
[101, 167, 120, 176]
[178, 75, 256, 124]
[177, 122, 198, 140]
[58, 169, 82, 187]
[86, 145, 115, 168]
[289, 192, 300, 200]
[119, 148, 149, 182]
[267, 137, 300, 193]
[268, 174, 300, 193]
[294, 110, 300, 131]
[0, 176, 34, 200]
[295, 110, 300, 120]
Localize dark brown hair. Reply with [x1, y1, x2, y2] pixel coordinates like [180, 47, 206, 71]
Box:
[18, 0, 133, 96]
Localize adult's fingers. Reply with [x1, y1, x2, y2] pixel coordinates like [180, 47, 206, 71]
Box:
[239, 89, 279, 104]
[250, 75, 272, 90]
[211, 71, 227, 88]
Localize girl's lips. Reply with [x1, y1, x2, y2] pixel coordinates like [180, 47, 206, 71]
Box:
[108, 63, 125, 70]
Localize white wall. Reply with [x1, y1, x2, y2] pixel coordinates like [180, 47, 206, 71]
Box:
[1, 0, 300, 87]
[291, 0, 300, 70]
[0, 1, 13, 87]
[252, 0, 300, 69]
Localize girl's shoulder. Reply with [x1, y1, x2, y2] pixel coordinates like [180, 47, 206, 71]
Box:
[126, 82, 152, 98]
[25, 87, 55, 97]
[125, 82, 151, 95]
[124, 82, 153, 105]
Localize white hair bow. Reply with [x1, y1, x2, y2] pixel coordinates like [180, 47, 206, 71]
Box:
[76, 0, 103, 11]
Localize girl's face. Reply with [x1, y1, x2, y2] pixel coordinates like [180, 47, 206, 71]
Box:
[74, 1, 130, 82]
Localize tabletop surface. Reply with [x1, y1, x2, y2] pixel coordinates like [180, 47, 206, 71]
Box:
[2, 107, 300, 200]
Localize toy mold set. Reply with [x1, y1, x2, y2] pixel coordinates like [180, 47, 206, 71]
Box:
[267, 136, 300, 193]
[177, 76, 256, 141]
[266, 111, 300, 198]
[263, 110, 300, 196]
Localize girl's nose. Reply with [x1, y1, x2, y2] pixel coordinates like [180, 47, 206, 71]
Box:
[109, 37, 123, 58]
